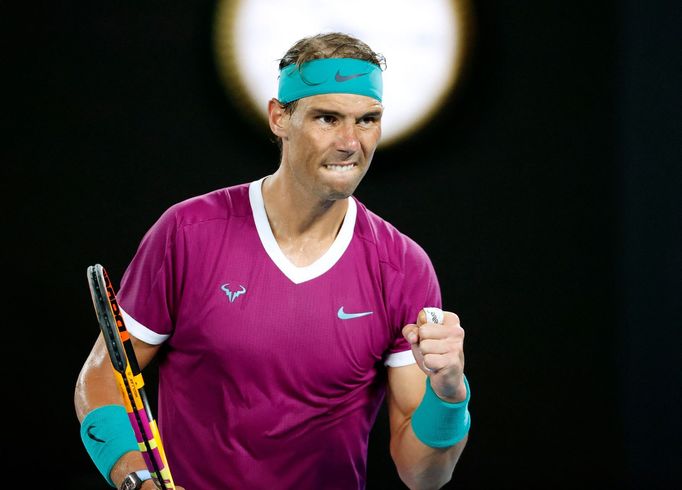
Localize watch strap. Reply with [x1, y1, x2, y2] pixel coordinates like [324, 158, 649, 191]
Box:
[134, 470, 152, 481]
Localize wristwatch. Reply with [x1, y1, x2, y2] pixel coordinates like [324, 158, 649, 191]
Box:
[119, 470, 152, 490]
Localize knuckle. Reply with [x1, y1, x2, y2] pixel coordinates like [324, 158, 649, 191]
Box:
[445, 311, 460, 325]
[420, 339, 435, 352]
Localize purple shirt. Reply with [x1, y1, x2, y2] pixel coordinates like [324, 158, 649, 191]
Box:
[118, 178, 441, 489]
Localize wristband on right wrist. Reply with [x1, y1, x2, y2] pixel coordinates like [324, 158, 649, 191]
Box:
[411, 374, 471, 448]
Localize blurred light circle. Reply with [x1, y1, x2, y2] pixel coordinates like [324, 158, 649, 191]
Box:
[214, 0, 472, 148]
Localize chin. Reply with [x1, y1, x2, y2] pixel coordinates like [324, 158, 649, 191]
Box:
[323, 168, 366, 195]
[323, 182, 359, 201]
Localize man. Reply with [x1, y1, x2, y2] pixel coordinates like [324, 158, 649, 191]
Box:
[75, 32, 471, 490]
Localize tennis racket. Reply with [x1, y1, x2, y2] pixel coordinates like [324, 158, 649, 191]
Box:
[87, 263, 175, 490]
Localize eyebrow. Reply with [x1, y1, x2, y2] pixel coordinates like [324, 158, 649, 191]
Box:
[308, 108, 383, 119]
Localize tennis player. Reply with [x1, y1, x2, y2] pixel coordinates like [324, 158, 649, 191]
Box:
[75, 32, 471, 490]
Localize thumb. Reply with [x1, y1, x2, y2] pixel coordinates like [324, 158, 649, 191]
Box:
[402, 322, 425, 369]
[420, 307, 444, 326]
[406, 307, 444, 375]
[402, 307, 444, 349]
[402, 323, 419, 345]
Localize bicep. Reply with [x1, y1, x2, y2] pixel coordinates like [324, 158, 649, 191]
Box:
[386, 363, 427, 436]
[129, 334, 162, 370]
[88, 332, 160, 372]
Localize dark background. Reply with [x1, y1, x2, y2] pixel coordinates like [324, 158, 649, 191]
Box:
[5, 1, 681, 489]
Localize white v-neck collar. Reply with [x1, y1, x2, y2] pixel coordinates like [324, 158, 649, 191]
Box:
[249, 177, 357, 284]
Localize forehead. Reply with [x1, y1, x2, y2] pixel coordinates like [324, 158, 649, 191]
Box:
[296, 93, 383, 116]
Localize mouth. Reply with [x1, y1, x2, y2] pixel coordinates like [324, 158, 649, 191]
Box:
[323, 162, 358, 173]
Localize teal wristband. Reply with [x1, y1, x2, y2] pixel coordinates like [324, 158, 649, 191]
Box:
[80, 405, 138, 487]
[411, 375, 471, 448]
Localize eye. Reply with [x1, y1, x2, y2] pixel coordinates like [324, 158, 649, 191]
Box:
[359, 115, 380, 127]
[317, 114, 337, 125]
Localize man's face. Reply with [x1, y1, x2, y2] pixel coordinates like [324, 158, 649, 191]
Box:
[275, 93, 383, 202]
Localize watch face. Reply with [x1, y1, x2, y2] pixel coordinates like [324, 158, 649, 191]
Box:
[121, 473, 142, 490]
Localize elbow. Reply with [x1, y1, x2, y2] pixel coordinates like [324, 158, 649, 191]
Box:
[391, 446, 453, 490]
[396, 467, 452, 490]
[390, 435, 467, 490]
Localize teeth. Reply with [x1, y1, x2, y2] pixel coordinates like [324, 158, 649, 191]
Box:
[325, 164, 355, 172]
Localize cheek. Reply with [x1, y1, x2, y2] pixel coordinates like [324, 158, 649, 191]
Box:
[289, 133, 326, 168]
[360, 129, 381, 153]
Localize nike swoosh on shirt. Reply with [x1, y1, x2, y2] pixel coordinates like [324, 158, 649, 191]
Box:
[335, 70, 370, 82]
[337, 306, 373, 320]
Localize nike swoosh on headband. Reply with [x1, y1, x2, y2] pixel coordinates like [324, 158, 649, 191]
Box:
[278, 59, 382, 103]
[337, 306, 374, 320]
[335, 70, 370, 82]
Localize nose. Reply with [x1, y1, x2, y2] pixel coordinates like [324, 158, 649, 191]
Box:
[336, 121, 360, 153]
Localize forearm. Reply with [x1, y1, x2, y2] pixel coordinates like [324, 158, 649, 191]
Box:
[391, 421, 467, 490]
[75, 334, 163, 488]
[74, 335, 127, 421]
[387, 343, 470, 490]
[75, 334, 158, 419]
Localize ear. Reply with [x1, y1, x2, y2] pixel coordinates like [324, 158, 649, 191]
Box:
[268, 98, 288, 139]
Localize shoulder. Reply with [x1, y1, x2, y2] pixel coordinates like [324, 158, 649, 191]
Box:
[156, 182, 251, 232]
[353, 198, 432, 274]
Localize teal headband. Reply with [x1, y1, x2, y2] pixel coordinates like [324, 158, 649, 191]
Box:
[278, 58, 383, 104]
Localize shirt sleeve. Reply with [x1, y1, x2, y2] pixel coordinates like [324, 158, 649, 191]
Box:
[383, 235, 442, 367]
[116, 204, 185, 343]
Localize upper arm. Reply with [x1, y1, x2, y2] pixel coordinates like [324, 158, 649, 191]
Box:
[386, 363, 427, 438]
[128, 334, 162, 369]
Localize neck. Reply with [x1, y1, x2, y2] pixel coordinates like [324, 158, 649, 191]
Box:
[261, 171, 349, 266]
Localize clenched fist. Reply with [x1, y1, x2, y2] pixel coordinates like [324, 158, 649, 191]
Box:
[402, 308, 467, 403]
